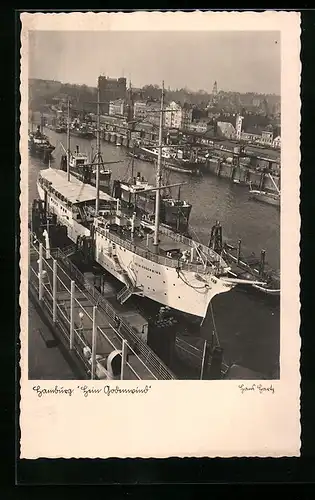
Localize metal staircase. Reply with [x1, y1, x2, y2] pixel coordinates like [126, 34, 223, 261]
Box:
[62, 243, 77, 257]
[112, 252, 140, 304]
[117, 285, 135, 304]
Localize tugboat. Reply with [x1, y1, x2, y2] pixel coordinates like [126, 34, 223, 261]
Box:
[28, 125, 55, 160]
[60, 145, 112, 192]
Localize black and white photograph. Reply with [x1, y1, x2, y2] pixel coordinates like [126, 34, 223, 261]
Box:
[20, 11, 300, 459]
[27, 28, 282, 382]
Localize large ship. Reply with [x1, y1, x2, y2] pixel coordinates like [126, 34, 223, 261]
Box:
[112, 172, 192, 233]
[35, 83, 264, 320]
[37, 167, 236, 319]
[135, 144, 203, 176]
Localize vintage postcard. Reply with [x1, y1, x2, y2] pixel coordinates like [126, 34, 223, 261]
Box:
[19, 11, 301, 458]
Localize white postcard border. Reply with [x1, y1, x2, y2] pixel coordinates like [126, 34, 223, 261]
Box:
[20, 11, 301, 459]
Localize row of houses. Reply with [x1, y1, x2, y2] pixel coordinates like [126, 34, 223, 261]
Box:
[96, 96, 281, 149]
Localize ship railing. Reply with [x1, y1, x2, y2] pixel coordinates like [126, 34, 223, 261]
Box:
[157, 225, 227, 266]
[95, 226, 227, 276]
[49, 247, 176, 380]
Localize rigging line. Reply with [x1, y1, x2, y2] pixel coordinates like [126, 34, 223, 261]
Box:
[176, 269, 207, 290]
[208, 300, 228, 366]
[209, 300, 221, 349]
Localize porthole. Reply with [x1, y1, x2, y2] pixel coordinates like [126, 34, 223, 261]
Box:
[163, 280, 165, 283]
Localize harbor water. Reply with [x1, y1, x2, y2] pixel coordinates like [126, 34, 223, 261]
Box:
[28, 128, 280, 378]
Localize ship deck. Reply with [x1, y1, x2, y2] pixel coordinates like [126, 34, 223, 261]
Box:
[123, 227, 193, 257]
[95, 217, 226, 272]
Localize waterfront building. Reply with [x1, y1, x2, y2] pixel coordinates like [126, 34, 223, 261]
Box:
[260, 125, 274, 146]
[109, 99, 125, 116]
[133, 100, 148, 120]
[273, 135, 281, 149]
[98, 76, 127, 114]
[217, 121, 236, 139]
[235, 114, 244, 141]
[164, 101, 192, 130]
[188, 120, 209, 134]
[144, 100, 164, 127]
[241, 131, 262, 143]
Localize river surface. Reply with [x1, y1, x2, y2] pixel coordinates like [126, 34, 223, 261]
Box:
[28, 127, 280, 378]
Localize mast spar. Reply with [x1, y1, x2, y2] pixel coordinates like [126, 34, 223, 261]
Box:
[66, 98, 71, 182]
[153, 80, 165, 249]
[95, 87, 101, 215]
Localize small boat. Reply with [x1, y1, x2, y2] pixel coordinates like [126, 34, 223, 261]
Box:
[249, 188, 280, 207]
[249, 175, 281, 208]
[55, 125, 67, 133]
[28, 126, 55, 158]
[70, 123, 95, 139]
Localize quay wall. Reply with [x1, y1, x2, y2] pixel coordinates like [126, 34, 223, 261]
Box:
[205, 159, 280, 192]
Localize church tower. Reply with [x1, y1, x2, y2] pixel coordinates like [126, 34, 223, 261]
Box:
[125, 80, 134, 121]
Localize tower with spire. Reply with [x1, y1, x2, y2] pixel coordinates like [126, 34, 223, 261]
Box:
[211, 80, 218, 105]
[125, 80, 134, 121]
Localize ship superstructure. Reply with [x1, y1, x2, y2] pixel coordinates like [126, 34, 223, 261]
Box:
[60, 145, 112, 191]
[113, 172, 192, 232]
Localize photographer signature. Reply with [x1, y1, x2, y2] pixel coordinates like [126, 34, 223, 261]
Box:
[238, 383, 275, 394]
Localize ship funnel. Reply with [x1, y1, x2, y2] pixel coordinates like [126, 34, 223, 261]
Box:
[76, 145, 79, 153]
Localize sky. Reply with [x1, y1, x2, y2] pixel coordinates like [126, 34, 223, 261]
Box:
[29, 31, 280, 95]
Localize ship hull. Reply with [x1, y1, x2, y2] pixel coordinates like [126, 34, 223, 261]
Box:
[137, 147, 203, 176]
[249, 191, 280, 207]
[93, 230, 233, 318]
[70, 129, 95, 139]
[29, 141, 55, 156]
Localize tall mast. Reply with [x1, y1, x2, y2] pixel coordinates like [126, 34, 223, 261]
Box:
[66, 98, 71, 181]
[153, 81, 164, 248]
[95, 87, 101, 215]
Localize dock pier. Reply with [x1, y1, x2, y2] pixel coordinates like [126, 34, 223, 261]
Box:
[29, 236, 176, 380]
